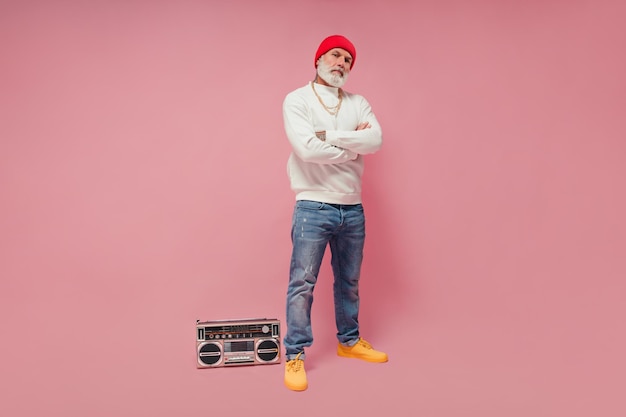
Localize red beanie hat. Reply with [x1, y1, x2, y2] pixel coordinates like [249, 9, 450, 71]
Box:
[314, 35, 356, 69]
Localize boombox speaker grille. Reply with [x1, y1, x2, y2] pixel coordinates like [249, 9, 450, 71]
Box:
[256, 339, 280, 362]
[198, 342, 222, 366]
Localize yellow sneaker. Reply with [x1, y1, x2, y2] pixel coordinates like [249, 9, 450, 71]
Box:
[284, 352, 307, 391]
[337, 338, 388, 363]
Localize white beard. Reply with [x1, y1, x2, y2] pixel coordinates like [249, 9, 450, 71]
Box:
[316, 59, 349, 88]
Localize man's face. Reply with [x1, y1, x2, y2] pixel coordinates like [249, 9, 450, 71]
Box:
[317, 48, 352, 88]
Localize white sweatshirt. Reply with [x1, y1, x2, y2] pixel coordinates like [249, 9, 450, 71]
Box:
[283, 82, 383, 204]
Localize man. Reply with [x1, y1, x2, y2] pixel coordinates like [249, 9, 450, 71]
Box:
[282, 34, 387, 392]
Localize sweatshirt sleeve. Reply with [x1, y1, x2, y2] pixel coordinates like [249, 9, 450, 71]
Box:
[283, 94, 358, 165]
[324, 96, 383, 155]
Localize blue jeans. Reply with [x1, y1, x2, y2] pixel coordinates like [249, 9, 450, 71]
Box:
[284, 200, 366, 360]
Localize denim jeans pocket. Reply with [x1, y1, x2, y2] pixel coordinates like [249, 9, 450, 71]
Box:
[296, 200, 326, 210]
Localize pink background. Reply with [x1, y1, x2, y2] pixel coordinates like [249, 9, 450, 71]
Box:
[1, 0, 625, 415]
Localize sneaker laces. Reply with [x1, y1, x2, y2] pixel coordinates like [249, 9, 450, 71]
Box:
[286, 352, 304, 372]
[356, 339, 373, 349]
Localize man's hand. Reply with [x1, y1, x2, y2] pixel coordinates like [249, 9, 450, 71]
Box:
[356, 122, 371, 130]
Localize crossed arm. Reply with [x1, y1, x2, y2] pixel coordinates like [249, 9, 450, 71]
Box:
[316, 121, 372, 142]
[284, 95, 382, 164]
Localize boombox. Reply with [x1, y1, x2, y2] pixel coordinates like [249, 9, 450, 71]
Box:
[196, 318, 281, 368]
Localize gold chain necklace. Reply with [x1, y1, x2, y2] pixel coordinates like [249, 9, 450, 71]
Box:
[311, 81, 343, 116]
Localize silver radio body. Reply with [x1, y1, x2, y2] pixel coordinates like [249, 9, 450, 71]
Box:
[196, 318, 281, 368]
